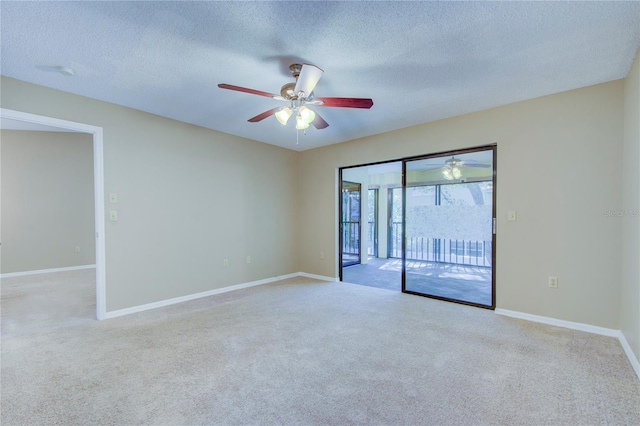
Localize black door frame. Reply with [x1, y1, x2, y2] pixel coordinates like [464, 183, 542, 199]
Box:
[401, 144, 497, 309]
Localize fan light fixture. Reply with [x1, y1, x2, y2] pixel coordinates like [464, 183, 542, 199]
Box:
[299, 106, 315, 123]
[275, 107, 292, 125]
[442, 157, 464, 180]
[278, 105, 316, 129]
[442, 165, 462, 180]
[295, 114, 310, 130]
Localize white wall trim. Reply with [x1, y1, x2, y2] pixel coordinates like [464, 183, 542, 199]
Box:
[496, 308, 640, 380]
[1, 264, 96, 279]
[103, 272, 327, 319]
[298, 272, 338, 282]
[0, 108, 106, 321]
[619, 332, 640, 380]
[495, 308, 619, 337]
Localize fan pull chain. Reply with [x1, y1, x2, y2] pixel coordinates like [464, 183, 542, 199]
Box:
[295, 128, 308, 146]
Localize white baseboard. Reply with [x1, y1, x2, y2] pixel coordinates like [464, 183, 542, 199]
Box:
[103, 272, 333, 320]
[298, 272, 338, 282]
[494, 308, 620, 337]
[0, 264, 96, 279]
[495, 308, 640, 381]
[104, 273, 294, 319]
[618, 332, 640, 380]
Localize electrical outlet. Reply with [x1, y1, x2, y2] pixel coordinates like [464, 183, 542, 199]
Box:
[548, 276, 558, 288]
[508, 211, 517, 221]
[223, 259, 229, 268]
[74, 246, 80, 253]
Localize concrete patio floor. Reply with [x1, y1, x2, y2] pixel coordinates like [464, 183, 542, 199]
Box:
[341, 257, 492, 307]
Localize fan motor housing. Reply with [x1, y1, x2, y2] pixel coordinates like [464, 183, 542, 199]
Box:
[280, 82, 296, 99]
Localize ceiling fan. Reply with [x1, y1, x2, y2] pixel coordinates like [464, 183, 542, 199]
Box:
[218, 63, 373, 130]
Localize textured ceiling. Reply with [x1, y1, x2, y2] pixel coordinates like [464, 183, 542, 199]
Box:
[1, 1, 639, 151]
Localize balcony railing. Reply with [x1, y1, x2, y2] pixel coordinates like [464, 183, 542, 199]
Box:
[344, 221, 492, 267]
[342, 221, 360, 255]
[343, 221, 376, 257]
[390, 222, 492, 267]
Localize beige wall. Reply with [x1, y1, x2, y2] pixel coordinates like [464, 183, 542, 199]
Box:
[622, 49, 640, 363]
[1, 75, 633, 335]
[1, 130, 95, 273]
[299, 80, 624, 329]
[1, 77, 299, 312]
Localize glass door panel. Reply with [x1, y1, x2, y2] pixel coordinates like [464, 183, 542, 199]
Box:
[403, 148, 495, 308]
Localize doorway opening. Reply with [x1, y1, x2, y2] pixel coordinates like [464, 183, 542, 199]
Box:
[0, 108, 107, 320]
[339, 161, 403, 291]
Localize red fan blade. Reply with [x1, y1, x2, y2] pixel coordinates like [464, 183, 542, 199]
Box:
[316, 97, 373, 109]
[248, 107, 281, 122]
[311, 112, 329, 129]
[218, 83, 278, 99]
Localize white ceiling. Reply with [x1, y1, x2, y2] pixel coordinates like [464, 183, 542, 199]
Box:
[1, 2, 639, 151]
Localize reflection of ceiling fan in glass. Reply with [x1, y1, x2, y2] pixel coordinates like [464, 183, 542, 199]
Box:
[440, 157, 491, 180]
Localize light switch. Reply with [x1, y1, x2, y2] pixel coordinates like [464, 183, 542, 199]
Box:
[109, 193, 118, 204]
[508, 211, 517, 221]
[109, 210, 118, 221]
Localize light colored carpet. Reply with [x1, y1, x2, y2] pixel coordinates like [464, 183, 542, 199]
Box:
[1, 270, 639, 425]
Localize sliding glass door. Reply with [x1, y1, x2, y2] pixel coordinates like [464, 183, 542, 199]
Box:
[403, 147, 496, 308]
[337, 149, 495, 309]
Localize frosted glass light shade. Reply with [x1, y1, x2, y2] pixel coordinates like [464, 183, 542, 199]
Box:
[443, 166, 462, 180]
[275, 107, 292, 125]
[299, 106, 316, 124]
[296, 114, 310, 130]
[452, 166, 462, 179]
